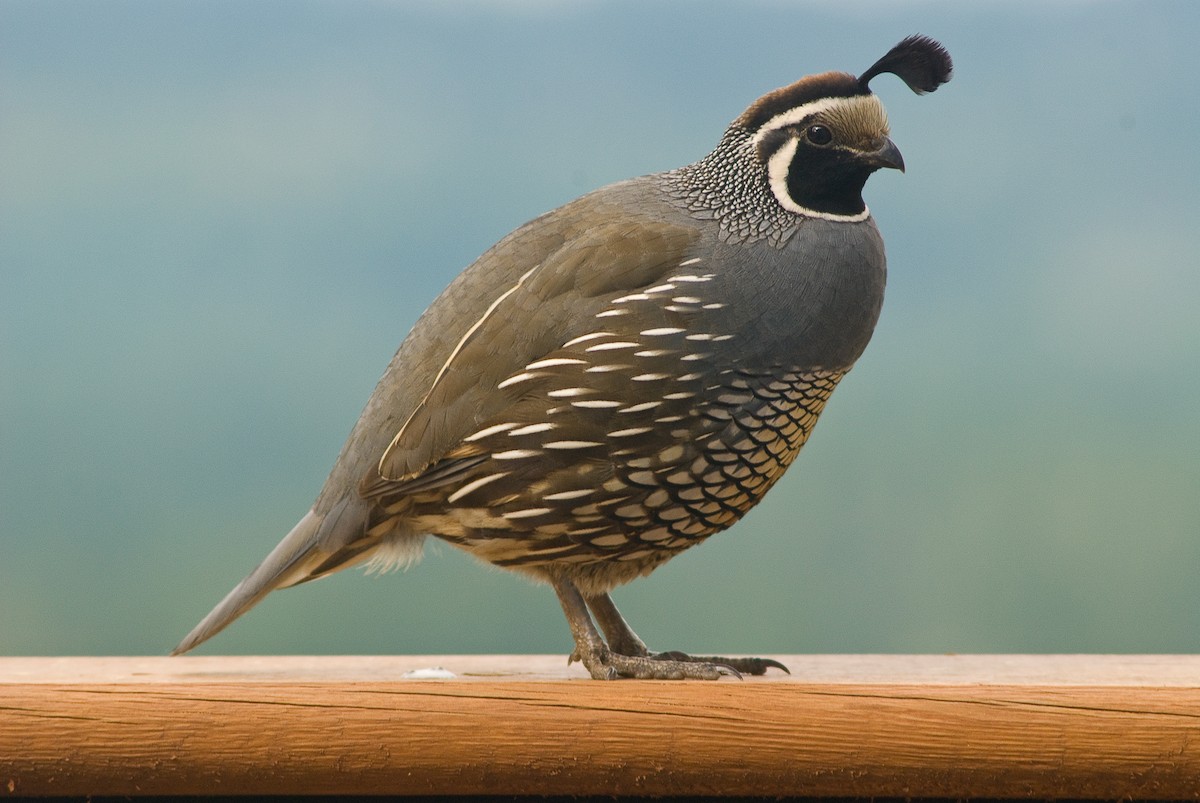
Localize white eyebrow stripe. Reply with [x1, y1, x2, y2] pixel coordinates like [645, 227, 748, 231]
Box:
[752, 95, 886, 144]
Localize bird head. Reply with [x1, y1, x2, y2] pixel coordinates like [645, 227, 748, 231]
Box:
[738, 35, 953, 221]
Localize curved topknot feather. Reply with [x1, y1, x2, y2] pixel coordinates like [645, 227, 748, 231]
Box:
[858, 34, 953, 95]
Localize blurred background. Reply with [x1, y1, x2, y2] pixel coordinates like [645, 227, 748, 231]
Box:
[2, 1, 1198, 657]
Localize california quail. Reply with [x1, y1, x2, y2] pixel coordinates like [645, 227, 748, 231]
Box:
[173, 36, 952, 679]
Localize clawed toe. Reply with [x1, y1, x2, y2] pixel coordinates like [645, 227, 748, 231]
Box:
[650, 651, 789, 676]
[572, 647, 788, 680]
[602, 651, 739, 680]
[556, 577, 786, 680]
[720, 656, 790, 676]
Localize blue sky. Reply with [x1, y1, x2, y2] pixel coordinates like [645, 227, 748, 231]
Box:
[2, 1, 1198, 656]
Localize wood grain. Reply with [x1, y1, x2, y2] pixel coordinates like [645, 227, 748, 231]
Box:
[2, 655, 1199, 798]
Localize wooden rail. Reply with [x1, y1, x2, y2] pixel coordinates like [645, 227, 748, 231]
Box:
[2, 654, 1200, 798]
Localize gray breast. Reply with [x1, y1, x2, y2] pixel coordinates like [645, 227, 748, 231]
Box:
[679, 213, 887, 374]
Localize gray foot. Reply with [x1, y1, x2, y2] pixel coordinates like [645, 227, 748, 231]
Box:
[651, 650, 789, 676]
[556, 578, 787, 680]
[578, 589, 789, 678]
[570, 645, 741, 680]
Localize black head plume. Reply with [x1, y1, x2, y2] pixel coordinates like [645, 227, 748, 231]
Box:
[858, 35, 953, 95]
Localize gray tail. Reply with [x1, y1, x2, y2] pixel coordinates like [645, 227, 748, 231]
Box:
[171, 509, 328, 655]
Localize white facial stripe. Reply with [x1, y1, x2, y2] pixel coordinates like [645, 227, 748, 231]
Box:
[763, 121, 871, 223]
[755, 94, 880, 223]
[752, 94, 885, 146]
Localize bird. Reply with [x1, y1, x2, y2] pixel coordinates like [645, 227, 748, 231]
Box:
[173, 35, 952, 679]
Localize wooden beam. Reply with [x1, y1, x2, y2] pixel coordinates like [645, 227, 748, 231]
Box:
[2, 655, 1199, 798]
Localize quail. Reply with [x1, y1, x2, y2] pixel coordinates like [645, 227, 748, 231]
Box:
[173, 36, 952, 679]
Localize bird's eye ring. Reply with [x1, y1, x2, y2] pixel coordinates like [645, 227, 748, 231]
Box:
[806, 124, 833, 145]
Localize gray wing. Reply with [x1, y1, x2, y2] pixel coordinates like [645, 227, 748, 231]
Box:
[172, 181, 699, 653]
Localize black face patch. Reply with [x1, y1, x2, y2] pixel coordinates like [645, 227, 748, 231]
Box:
[784, 141, 877, 217]
[758, 124, 879, 218]
[752, 90, 893, 219]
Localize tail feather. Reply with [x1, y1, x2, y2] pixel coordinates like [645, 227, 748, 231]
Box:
[171, 509, 328, 655]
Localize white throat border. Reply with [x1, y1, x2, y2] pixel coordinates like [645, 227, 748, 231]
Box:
[752, 96, 881, 223]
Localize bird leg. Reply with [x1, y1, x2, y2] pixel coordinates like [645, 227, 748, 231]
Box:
[585, 591, 790, 677]
[583, 591, 650, 657]
[550, 575, 737, 680]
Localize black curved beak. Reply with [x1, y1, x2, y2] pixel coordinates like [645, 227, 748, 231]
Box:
[868, 136, 905, 172]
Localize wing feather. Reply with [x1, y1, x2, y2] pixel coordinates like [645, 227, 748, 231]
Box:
[364, 210, 698, 498]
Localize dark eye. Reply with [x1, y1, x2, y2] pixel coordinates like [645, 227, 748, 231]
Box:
[806, 124, 833, 145]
